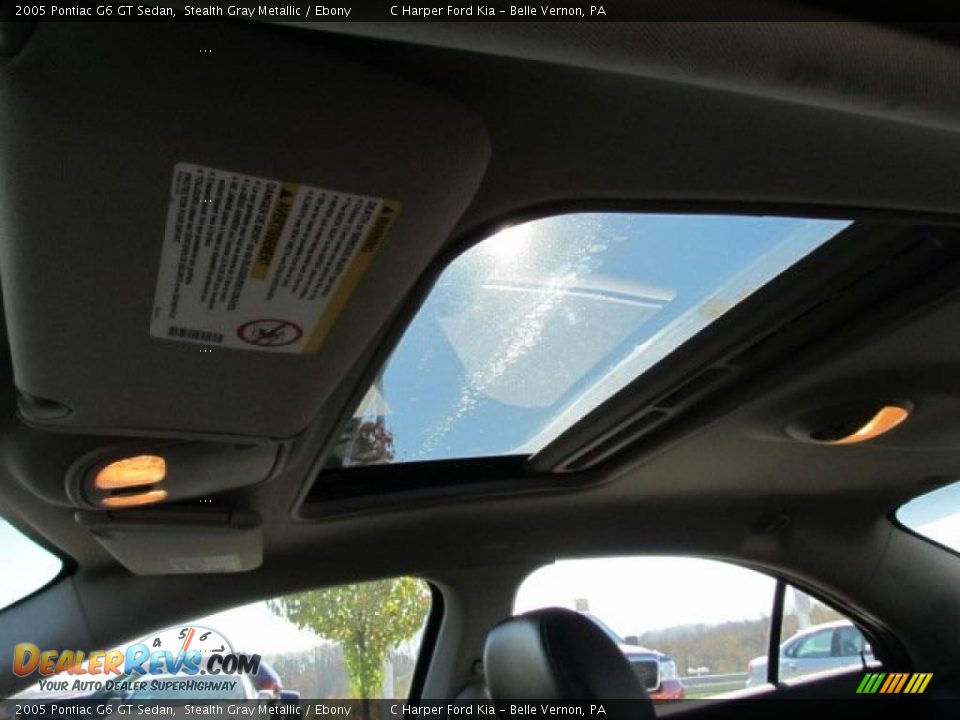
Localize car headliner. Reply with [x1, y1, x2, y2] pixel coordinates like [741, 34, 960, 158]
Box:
[1, 16, 960, 695]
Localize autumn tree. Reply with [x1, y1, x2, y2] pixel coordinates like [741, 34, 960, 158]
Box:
[268, 578, 429, 698]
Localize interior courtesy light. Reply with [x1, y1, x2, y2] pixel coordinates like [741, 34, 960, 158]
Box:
[100, 489, 169, 508]
[94, 455, 167, 489]
[830, 406, 910, 445]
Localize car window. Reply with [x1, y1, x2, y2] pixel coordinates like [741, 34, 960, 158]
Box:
[328, 214, 849, 468]
[13, 577, 432, 701]
[897, 479, 960, 554]
[0, 518, 63, 612]
[515, 557, 875, 697]
[793, 630, 832, 659]
[833, 626, 867, 657]
[515, 557, 777, 699]
[778, 586, 871, 683]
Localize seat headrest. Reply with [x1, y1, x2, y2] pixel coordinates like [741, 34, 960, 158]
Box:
[483, 607, 652, 704]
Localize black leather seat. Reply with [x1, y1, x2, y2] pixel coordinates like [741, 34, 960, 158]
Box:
[483, 607, 655, 717]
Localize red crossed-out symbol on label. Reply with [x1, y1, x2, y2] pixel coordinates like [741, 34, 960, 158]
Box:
[236, 319, 303, 347]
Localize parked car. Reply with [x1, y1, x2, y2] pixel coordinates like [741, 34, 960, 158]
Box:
[584, 614, 686, 700]
[623, 647, 686, 701]
[237, 653, 284, 698]
[745, 620, 872, 686]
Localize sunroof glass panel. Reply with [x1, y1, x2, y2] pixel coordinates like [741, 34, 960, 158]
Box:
[328, 213, 850, 468]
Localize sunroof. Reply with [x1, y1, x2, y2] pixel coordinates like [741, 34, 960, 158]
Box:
[327, 213, 850, 468]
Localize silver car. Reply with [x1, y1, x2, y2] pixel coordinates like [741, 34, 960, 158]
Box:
[746, 620, 872, 686]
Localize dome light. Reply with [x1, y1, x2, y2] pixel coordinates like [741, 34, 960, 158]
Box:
[830, 406, 910, 445]
[101, 489, 169, 508]
[95, 455, 166, 490]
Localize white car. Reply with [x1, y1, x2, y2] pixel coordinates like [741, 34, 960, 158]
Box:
[746, 620, 872, 686]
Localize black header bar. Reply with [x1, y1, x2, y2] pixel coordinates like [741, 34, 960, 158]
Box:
[5, 1, 960, 22]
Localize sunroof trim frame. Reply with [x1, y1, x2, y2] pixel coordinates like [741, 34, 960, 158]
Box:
[293, 201, 960, 520]
[332, 211, 852, 467]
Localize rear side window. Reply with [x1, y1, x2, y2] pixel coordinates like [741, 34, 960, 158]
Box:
[897, 480, 960, 553]
[516, 556, 871, 698]
[14, 577, 432, 700]
[516, 557, 775, 699]
[0, 518, 62, 611]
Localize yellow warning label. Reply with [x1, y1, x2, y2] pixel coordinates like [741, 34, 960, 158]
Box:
[304, 200, 401, 354]
[151, 163, 400, 355]
[250, 181, 299, 280]
[361, 199, 401, 253]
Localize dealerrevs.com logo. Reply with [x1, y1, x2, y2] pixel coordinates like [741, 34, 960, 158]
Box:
[12, 626, 261, 694]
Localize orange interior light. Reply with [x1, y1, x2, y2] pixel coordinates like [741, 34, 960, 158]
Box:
[830, 406, 910, 445]
[100, 489, 169, 508]
[95, 455, 167, 490]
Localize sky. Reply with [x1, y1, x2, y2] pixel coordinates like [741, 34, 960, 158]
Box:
[513, 557, 777, 638]
[192, 600, 328, 654]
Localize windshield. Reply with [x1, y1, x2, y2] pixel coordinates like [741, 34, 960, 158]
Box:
[327, 213, 850, 468]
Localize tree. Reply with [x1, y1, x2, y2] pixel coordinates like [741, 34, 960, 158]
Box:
[351, 419, 396, 466]
[268, 578, 429, 698]
[330, 417, 396, 468]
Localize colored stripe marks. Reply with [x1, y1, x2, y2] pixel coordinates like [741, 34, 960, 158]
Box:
[857, 672, 932, 694]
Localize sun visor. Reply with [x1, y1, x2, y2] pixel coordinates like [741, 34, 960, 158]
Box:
[0, 22, 490, 440]
[75, 509, 262, 575]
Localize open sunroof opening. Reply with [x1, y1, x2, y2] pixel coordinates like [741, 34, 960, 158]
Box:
[326, 213, 850, 469]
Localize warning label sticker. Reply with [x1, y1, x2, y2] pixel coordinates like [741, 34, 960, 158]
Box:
[150, 162, 399, 353]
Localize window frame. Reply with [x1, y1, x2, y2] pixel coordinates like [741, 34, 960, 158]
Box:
[325, 212, 851, 470]
[298, 206, 949, 518]
[770, 577, 889, 686]
[408, 582, 445, 701]
[510, 555, 897, 696]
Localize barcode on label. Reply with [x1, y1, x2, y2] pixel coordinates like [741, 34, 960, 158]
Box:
[167, 326, 224, 344]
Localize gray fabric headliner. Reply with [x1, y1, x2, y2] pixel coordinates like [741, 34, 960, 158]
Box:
[298, 21, 960, 132]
